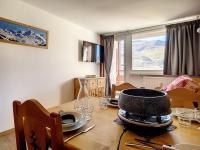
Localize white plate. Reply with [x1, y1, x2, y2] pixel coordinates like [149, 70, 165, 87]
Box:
[61, 111, 81, 128]
[175, 144, 200, 150]
[62, 117, 87, 132]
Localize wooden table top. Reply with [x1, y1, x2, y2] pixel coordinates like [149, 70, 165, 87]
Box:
[48, 98, 200, 150]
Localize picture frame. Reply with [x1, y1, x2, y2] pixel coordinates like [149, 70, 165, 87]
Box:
[0, 17, 49, 49]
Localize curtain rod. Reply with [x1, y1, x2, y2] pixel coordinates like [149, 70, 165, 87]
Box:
[104, 15, 200, 37]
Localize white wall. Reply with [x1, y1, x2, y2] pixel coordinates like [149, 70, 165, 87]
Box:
[0, 0, 99, 132]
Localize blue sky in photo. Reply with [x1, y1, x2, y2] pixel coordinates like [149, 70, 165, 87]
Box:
[0, 20, 46, 38]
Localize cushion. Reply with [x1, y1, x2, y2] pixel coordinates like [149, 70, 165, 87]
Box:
[162, 75, 200, 93]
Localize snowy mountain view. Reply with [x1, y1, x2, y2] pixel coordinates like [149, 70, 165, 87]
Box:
[132, 35, 166, 70]
[0, 19, 47, 47]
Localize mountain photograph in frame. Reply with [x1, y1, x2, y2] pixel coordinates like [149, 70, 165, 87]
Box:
[0, 17, 48, 49]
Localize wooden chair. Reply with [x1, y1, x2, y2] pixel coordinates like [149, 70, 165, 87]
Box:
[13, 99, 78, 150]
[167, 88, 200, 109]
[154, 83, 163, 91]
[111, 83, 136, 98]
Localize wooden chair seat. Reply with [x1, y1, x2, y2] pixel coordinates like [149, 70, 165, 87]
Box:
[13, 99, 78, 150]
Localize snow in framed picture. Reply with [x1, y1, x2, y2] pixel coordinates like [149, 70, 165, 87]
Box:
[0, 17, 48, 49]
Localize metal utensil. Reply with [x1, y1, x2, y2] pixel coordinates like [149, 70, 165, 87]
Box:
[135, 138, 173, 147]
[126, 142, 176, 150]
[126, 141, 162, 150]
[125, 142, 153, 149]
[135, 138, 163, 146]
[64, 124, 96, 142]
[137, 140, 162, 150]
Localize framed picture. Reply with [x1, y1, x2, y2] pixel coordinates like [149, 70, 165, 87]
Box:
[0, 17, 48, 49]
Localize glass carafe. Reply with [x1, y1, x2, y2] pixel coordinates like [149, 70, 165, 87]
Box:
[74, 78, 89, 115]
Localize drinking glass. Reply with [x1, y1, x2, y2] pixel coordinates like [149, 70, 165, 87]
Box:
[74, 100, 83, 114]
[196, 111, 200, 123]
[83, 102, 94, 120]
[178, 113, 192, 127]
[99, 97, 109, 110]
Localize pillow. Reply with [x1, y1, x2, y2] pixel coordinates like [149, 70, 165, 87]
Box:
[184, 79, 200, 93]
[162, 75, 200, 93]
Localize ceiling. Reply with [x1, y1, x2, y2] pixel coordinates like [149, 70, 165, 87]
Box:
[22, 0, 200, 34]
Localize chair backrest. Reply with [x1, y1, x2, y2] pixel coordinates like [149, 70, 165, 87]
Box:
[13, 99, 65, 150]
[111, 83, 136, 98]
[167, 88, 200, 108]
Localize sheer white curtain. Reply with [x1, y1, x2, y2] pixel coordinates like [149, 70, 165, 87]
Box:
[110, 41, 117, 85]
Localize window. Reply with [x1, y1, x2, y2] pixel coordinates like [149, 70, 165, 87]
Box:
[116, 40, 125, 84]
[111, 39, 125, 85]
[132, 29, 166, 74]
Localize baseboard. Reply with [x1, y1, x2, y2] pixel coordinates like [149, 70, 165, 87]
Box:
[0, 128, 15, 137]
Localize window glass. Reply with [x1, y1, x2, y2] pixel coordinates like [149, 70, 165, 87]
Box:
[116, 40, 125, 84]
[132, 31, 166, 71]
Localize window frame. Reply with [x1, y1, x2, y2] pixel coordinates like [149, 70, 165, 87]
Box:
[114, 38, 125, 84]
[131, 28, 166, 75]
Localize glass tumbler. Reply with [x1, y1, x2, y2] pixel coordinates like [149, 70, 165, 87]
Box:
[83, 102, 94, 121]
[178, 113, 192, 127]
[99, 97, 109, 110]
[196, 111, 200, 123]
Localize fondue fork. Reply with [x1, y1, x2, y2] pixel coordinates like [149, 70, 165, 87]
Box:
[135, 138, 174, 148]
[125, 142, 153, 149]
[125, 142, 161, 150]
[136, 140, 162, 150]
[135, 138, 163, 146]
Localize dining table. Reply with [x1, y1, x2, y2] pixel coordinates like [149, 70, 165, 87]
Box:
[48, 97, 200, 150]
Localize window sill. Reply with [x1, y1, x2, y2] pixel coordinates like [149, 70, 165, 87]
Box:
[130, 70, 163, 76]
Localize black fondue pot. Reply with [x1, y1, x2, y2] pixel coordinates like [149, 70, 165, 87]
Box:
[118, 88, 171, 116]
[117, 89, 173, 135]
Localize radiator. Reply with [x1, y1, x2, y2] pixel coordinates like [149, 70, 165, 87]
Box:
[143, 76, 175, 89]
